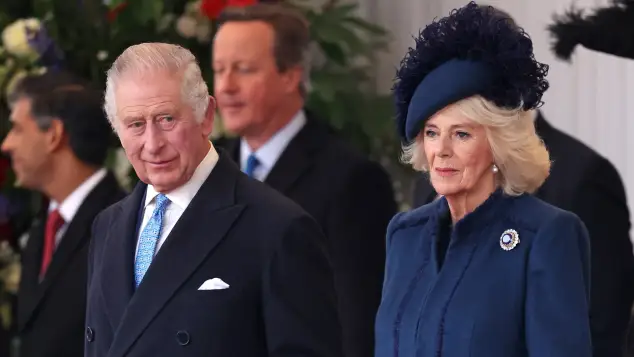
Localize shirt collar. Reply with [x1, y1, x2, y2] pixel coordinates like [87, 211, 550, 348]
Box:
[240, 110, 306, 173]
[48, 168, 108, 222]
[145, 142, 219, 210]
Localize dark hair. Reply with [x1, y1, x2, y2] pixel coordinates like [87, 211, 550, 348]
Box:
[8, 71, 112, 167]
[477, 4, 518, 27]
[8, 70, 90, 106]
[393, 2, 549, 141]
[218, 3, 310, 95]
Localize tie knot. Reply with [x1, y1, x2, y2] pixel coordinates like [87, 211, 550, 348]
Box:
[155, 194, 170, 210]
[47, 209, 64, 228]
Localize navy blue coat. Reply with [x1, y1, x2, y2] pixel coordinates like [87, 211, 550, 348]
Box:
[375, 189, 592, 357]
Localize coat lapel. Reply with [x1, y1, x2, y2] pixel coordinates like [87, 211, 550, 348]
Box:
[100, 182, 145, 330]
[263, 118, 323, 194]
[107, 153, 245, 357]
[214, 112, 322, 195]
[18, 173, 122, 331]
[16, 213, 45, 331]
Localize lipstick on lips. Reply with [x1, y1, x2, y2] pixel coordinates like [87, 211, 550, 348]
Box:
[434, 167, 459, 177]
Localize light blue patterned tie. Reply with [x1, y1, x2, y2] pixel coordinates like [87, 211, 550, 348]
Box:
[134, 193, 170, 288]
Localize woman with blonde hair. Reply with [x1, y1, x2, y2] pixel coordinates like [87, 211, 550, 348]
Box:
[374, 2, 592, 357]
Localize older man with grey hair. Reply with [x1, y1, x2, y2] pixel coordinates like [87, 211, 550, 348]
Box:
[85, 42, 343, 357]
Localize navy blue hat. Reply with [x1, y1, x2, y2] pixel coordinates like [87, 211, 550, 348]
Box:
[393, 1, 549, 142]
[548, 0, 634, 61]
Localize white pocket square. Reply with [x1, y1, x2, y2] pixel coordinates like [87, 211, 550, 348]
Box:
[198, 278, 230, 291]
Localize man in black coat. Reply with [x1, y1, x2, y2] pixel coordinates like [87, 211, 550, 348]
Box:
[413, 109, 634, 356]
[212, 5, 397, 357]
[85, 42, 342, 357]
[1, 71, 125, 357]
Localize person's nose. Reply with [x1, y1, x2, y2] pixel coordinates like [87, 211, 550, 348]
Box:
[436, 133, 453, 159]
[143, 122, 166, 155]
[215, 71, 239, 96]
[1, 132, 14, 154]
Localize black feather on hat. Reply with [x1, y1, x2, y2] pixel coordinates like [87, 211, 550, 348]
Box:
[393, 1, 549, 143]
[548, 0, 634, 61]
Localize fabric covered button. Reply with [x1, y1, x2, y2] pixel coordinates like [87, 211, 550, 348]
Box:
[176, 330, 190, 346]
[86, 327, 95, 342]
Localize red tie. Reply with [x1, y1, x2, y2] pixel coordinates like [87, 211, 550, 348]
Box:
[40, 210, 64, 277]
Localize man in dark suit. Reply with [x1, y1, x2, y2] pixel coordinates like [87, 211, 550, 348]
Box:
[413, 109, 634, 356]
[1, 71, 125, 357]
[212, 5, 397, 357]
[85, 42, 342, 357]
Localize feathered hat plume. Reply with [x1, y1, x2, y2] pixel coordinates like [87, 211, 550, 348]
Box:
[393, 1, 549, 142]
[548, 0, 634, 61]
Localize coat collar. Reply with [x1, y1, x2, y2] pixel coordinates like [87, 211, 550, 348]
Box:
[221, 111, 326, 194]
[426, 188, 512, 275]
[431, 188, 510, 236]
[101, 150, 246, 357]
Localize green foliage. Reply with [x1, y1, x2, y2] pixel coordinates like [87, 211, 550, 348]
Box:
[297, 0, 397, 154]
[1, 0, 398, 157]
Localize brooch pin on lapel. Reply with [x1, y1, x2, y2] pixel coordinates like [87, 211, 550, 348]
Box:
[500, 229, 520, 251]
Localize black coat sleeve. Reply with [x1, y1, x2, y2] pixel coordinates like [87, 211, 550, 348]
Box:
[571, 157, 634, 357]
[324, 161, 397, 357]
[262, 214, 344, 357]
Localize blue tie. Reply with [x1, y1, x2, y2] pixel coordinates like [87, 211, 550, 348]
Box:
[245, 154, 260, 178]
[134, 193, 170, 288]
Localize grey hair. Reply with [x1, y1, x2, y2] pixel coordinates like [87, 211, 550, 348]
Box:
[104, 43, 209, 129]
[401, 96, 550, 196]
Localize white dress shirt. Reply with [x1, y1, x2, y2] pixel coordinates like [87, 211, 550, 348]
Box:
[240, 110, 306, 181]
[48, 168, 107, 248]
[135, 142, 219, 257]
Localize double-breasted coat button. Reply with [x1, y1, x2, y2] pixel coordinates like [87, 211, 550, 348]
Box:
[176, 330, 190, 346]
[86, 327, 95, 342]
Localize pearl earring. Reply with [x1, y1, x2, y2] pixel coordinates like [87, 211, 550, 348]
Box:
[492, 164, 499, 173]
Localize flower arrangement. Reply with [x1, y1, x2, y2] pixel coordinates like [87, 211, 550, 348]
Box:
[0, 0, 413, 335]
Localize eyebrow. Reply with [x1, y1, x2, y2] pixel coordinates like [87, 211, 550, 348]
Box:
[120, 109, 177, 122]
[121, 115, 143, 123]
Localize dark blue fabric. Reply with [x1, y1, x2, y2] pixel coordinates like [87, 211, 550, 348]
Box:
[375, 191, 592, 357]
[392, 2, 549, 142]
[245, 153, 260, 178]
[405, 59, 495, 141]
[135, 190, 147, 237]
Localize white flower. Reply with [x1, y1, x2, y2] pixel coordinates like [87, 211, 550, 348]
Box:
[1, 18, 41, 60]
[185, 0, 202, 16]
[3, 261, 21, 294]
[157, 14, 176, 33]
[96, 50, 108, 61]
[196, 22, 212, 43]
[175, 15, 198, 39]
[30, 66, 47, 75]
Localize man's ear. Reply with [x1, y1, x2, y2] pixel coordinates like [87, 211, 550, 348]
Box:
[45, 118, 66, 153]
[202, 96, 216, 137]
[281, 66, 303, 94]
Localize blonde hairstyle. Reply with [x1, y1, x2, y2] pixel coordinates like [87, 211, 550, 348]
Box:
[401, 95, 550, 195]
[104, 43, 209, 130]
